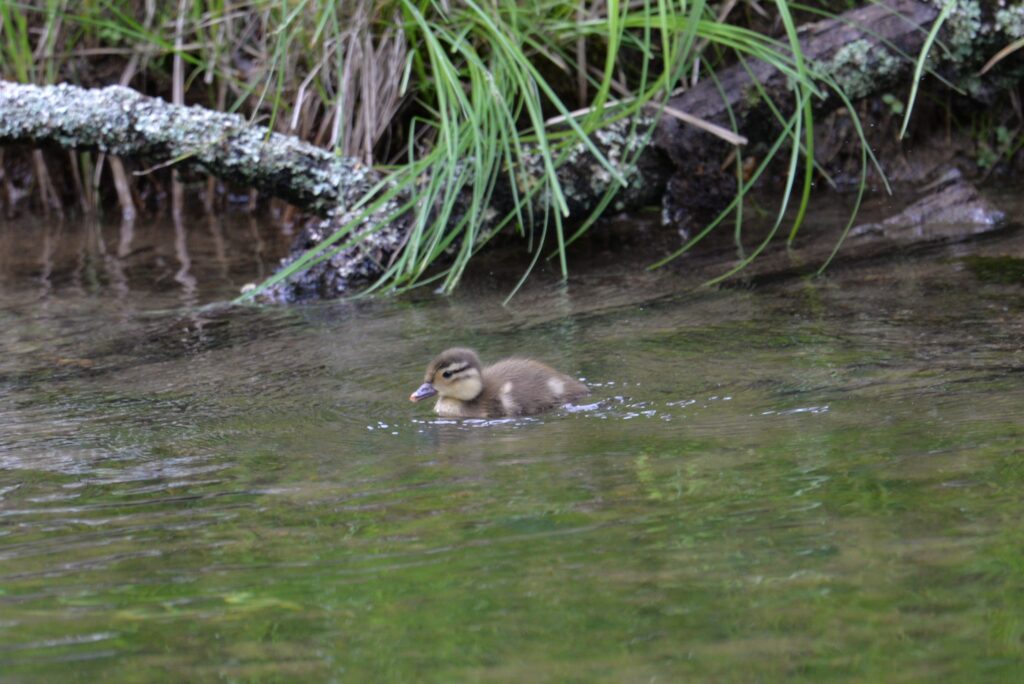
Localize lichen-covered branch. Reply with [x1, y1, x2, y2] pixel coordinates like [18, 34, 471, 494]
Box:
[0, 81, 380, 215]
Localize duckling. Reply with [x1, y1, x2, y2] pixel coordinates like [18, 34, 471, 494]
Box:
[409, 347, 589, 418]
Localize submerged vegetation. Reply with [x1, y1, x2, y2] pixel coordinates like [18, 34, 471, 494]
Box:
[0, 2, 1018, 296]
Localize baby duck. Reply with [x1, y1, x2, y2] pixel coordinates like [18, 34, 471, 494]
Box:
[409, 347, 589, 418]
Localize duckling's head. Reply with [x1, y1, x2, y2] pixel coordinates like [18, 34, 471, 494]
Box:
[409, 348, 484, 404]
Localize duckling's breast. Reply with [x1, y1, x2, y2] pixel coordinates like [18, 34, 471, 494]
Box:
[435, 396, 487, 418]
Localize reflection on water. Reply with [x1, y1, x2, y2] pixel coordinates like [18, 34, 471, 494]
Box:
[1, 212, 1023, 681]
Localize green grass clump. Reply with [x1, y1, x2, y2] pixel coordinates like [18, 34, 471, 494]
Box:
[1, 1, 913, 296]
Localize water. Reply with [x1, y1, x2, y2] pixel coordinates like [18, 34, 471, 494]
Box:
[1, 212, 1022, 682]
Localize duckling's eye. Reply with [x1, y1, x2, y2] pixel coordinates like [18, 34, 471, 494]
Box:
[442, 370, 453, 379]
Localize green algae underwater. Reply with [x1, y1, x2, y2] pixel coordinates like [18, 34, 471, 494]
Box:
[1, 212, 1023, 682]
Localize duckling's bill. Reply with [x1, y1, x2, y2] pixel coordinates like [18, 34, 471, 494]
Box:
[410, 382, 438, 402]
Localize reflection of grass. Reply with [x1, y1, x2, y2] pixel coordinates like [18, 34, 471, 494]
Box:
[962, 255, 1024, 285]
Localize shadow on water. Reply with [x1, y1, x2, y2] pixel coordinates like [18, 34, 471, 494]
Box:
[1, 207, 1023, 681]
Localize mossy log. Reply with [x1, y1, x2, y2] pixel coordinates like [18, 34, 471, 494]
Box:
[655, 0, 1024, 225]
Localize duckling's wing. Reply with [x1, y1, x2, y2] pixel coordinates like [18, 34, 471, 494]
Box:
[484, 358, 588, 414]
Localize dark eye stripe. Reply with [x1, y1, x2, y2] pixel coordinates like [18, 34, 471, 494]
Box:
[441, 364, 469, 379]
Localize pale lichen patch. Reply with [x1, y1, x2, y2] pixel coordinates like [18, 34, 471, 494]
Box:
[819, 39, 901, 100]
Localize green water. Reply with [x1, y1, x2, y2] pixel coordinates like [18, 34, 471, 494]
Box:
[1, 215, 1023, 682]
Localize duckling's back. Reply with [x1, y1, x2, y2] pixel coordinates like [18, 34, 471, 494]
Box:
[481, 358, 589, 417]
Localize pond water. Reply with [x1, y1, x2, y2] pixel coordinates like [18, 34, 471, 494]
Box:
[1, 209, 1022, 682]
